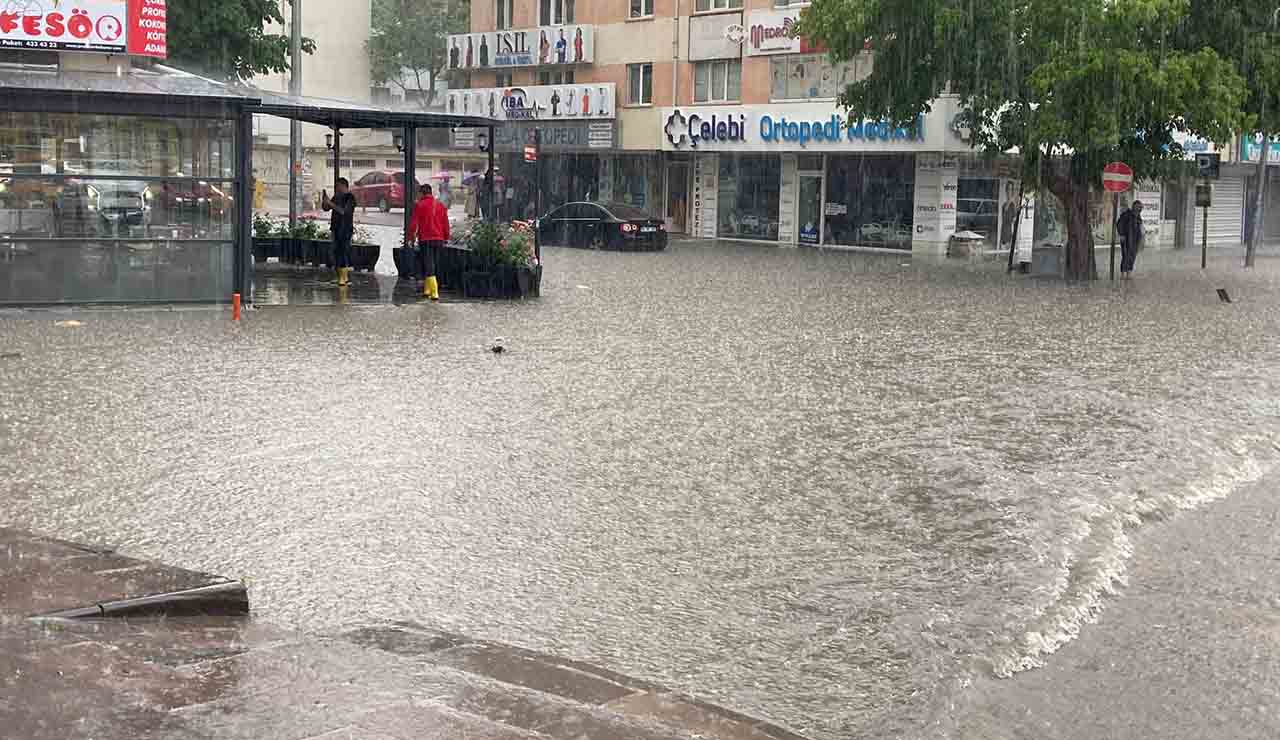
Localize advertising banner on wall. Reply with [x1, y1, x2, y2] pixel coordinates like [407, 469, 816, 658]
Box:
[744, 9, 822, 57]
[445, 84, 615, 121]
[447, 24, 593, 69]
[450, 121, 617, 153]
[689, 12, 744, 61]
[0, 0, 165, 57]
[660, 104, 958, 153]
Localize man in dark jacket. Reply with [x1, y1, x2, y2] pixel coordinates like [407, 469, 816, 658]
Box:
[322, 178, 356, 286]
[1116, 199, 1145, 278]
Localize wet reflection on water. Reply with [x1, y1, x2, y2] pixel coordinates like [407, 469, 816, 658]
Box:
[2, 243, 1279, 738]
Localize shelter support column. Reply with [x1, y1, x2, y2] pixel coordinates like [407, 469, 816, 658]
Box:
[403, 126, 416, 238]
[487, 125, 496, 223]
[235, 107, 253, 300]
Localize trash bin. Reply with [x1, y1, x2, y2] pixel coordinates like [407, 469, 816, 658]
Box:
[1032, 244, 1064, 276]
[948, 231, 986, 258]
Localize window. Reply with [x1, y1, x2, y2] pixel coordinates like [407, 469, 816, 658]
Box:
[630, 0, 654, 18]
[350, 159, 377, 170]
[695, 0, 742, 11]
[495, 72, 513, 87]
[442, 160, 465, 172]
[628, 63, 653, 105]
[383, 160, 403, 169]
[326, 159, 352, 170]
[539, 0, 574, 25]
[823, 154, 916, 250]
[538, 70, 575, 85]
[496, 0, 513, 30]
[694, 60, 741, 102]
[769, 53, 871, 101]
[718, 155, 782, 241]
[774, 0, 809, 6]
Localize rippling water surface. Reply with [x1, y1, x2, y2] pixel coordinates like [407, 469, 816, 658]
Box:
[3, 244, 1279, 738]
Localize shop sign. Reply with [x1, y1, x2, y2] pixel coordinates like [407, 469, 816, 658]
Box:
[447, 24, 593, 69]
[689, 12, 743, 61]
[663, 107, 930, 151]
[744, 9, 822, 57]
[452, 121, 616, 152]
[0, 0, 165, 57]
[446, 84, 615, 121]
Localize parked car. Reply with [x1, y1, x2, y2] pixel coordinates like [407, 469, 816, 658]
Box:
[351, 171, 419, 212]
[537, 201, 667, 251]
[957, 198, 998, 238]
[91, 182, 150, 235]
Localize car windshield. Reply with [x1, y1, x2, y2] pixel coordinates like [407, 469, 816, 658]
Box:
[601, 203, 651, 220]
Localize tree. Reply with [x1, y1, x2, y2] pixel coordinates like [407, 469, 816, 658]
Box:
[167, 0, 315, 81]
[798, 0, 1249, 279]
[367, 0, 470, 109]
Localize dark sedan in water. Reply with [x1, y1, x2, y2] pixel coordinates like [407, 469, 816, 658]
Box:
[538, 202, 667, 251]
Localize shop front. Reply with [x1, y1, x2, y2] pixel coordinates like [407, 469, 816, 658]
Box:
[658, 101, 983, 251]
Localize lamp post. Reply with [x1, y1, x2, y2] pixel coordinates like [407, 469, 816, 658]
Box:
[1246, 6, 1280, 269]
[288, 0, 302, 226]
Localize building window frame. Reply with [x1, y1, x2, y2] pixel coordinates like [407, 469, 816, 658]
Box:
[628, 63, 654, 106]
[630, 0, 655, 19]
[495, 72, 514, 87]
[496, 0, 514, 30]
[538, 70, 575, 85]
[539, 0, 575, 25]
[694, 0, 743, 13]
[693, 59, 741, 103]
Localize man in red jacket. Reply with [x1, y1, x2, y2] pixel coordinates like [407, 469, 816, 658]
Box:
[407, 184, 450, 301]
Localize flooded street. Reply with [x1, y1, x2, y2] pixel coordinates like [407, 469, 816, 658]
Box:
[3, 243, 1279, 738]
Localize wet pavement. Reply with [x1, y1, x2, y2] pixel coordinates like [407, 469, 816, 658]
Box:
[2, 241, 1280, 738]
[0, 527, 808, 740]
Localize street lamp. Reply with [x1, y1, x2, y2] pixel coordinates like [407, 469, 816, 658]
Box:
[325, 132, 334, 150]
[477, 132, 489, 152]
[393, 132, 405, 153]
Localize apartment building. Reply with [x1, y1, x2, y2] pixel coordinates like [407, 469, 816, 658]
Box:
[450, 0, 1245, 253]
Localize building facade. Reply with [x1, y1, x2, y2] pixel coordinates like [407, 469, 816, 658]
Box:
[451, 0, 1249, 255]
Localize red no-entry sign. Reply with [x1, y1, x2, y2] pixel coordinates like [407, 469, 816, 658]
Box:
[1102, 161, 1133, 193]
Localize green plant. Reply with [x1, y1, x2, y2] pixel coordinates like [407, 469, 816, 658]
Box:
[291, 219, 322, 240]
[498, 222, 535, 267]
[272, 221, 291, 237]
[466, 221, 503, 266]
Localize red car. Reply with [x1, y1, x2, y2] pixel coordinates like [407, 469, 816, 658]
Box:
[350, 171, 419, 212]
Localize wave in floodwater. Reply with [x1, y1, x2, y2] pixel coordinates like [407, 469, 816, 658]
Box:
[2, 246, 1279, 739]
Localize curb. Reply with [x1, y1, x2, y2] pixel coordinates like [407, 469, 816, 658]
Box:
[34, 581, 250, 621]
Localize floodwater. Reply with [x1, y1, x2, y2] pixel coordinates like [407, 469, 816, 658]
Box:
[2, 243, 1279, 738]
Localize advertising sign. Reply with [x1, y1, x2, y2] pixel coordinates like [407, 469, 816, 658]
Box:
[688, 12, 743, 61]
[660, 104, 943, 153]
[447, 24, 593, 69]
[744, 9, 822, 56]
[451, 121, 617, 153]
[445, 83, 615, 121]
[0, 0, 165, 57]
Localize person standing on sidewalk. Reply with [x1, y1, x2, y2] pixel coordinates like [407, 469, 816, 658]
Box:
[1117, 200, 1145, 278]
[322, 178, 356, 286]
[407, 184, 450, 301]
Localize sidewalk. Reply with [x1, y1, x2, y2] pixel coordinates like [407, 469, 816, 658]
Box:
[0, 527, 809, 740]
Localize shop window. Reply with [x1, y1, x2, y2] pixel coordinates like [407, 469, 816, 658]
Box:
[628, 63, 654, 105]
[956, 177, 1000, 250]
[696, 0, 743, 11]
[797, 154, 823, 171]
[611, 155, 660, 214]
[822, 154, 915, 250]
[540, 0, 574, 25]
[538, 70, 575, 85]
[496, 0, 513, 30]
[694, 60, 742, 103]
[770, 53, 870, 101]
[718, 155, 782, 241]
[631, 0, 654, 18]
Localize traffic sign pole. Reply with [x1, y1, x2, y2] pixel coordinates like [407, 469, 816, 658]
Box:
[1109, 192, 1118, 281]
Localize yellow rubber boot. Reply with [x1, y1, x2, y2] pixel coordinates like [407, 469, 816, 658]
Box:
[338, 267, 351, 286]
[427, 276, 439, 301]
[421, 276, 431, 298]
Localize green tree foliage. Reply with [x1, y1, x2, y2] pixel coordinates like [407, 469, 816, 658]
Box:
[798, 0, 1249, 279]
[368, 0, 470, 109]
[167, 0, 315, 81]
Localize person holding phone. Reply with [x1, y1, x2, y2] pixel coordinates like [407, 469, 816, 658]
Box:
[321, 178, 356, 287]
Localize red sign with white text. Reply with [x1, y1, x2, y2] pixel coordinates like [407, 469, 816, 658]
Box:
[0, 0, 164, 58]
[127, 0, 167, 58]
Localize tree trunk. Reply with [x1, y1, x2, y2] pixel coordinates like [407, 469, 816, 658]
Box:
[1048, 174, 1098, 281]
[1246, 131, 1269, 268]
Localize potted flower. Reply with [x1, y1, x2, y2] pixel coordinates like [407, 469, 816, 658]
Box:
[351, 225, 380, 272]
[253, 214, 283, 263]
[498, 221, 540, 298]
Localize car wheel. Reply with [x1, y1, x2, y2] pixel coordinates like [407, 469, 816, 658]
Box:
[590, 228, 606, 250]
[378, 197, 390, 213]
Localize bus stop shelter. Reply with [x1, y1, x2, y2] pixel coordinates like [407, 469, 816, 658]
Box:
[0, 61, 498, 306]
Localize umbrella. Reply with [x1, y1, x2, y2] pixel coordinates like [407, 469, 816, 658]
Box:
[462, 172, 503, 184]
[428, 172, 453, 181]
